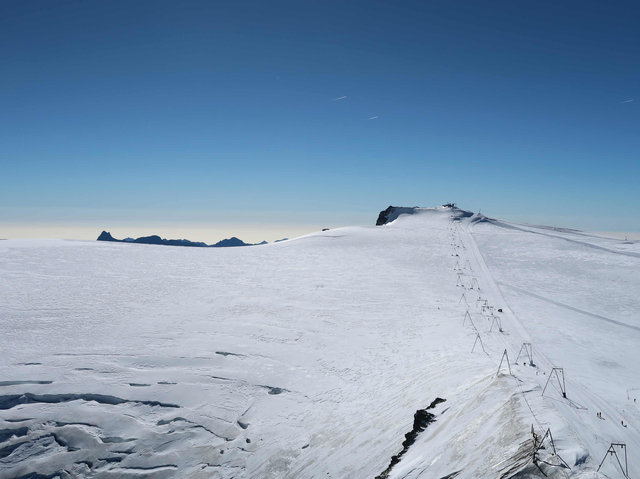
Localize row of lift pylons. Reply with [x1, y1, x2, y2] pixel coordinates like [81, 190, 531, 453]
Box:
[448, 217, 630, 478]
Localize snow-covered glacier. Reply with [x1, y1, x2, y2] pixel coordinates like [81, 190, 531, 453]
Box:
[1, 207, 638, 478]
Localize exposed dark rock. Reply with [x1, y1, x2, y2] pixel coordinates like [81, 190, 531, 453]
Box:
[376, 397, 446, 479]
[376, 206, 423, 226]
[376, 206, 397, 226]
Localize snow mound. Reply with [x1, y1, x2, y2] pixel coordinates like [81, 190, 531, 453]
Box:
[376, 205, 473, 226]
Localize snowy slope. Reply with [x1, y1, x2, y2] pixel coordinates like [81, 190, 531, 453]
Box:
[0, 207, 638, 478]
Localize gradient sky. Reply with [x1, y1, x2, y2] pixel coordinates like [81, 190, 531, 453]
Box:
[1, 0, 638, 242]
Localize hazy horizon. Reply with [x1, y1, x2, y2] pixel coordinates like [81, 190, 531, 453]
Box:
[2, 205, 639, 244]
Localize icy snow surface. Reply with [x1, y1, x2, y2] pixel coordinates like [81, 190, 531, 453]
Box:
[1, 207, 639, 478]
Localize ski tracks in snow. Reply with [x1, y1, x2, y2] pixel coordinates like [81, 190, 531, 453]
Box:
[496, 283, 640, 333]
[456, 215, 640, 478]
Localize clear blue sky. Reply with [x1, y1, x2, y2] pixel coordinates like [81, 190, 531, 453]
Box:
[1, 0, 638, 240]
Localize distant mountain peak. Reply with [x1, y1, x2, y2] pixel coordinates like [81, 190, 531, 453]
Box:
[97, 232, 265, 248]
[212, 237, 248, 248]
[97, 231, 118, 242]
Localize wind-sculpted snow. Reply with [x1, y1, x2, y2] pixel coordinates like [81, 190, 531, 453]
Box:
[1, 207, 639, 478]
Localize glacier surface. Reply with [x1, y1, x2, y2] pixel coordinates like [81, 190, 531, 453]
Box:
[1, 207, 638, 478]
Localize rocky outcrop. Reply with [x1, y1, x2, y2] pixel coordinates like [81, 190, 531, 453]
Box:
[376, 398, 446, 479]
[376, 206, 397, 226]
[376, 206, 421, 226]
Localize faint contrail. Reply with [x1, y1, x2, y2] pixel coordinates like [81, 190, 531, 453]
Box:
[620, 99, 633, 103]
[368, 116, 378, 120]
[332, 96, 347, 101]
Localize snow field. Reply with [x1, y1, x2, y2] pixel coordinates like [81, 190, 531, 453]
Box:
[390, 210, 639, 478]
[1, 207, 638, 478]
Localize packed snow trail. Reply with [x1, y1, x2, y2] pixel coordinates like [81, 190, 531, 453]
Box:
[496, 283, 640, 333]
[458, 213, 640, 479]
[387, 209, 640, 479]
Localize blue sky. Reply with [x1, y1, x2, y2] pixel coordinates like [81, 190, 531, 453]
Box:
[1, 0, 638, 241]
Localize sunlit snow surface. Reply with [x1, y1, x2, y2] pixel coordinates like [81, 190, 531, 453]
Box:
[1, 208, 639, 478]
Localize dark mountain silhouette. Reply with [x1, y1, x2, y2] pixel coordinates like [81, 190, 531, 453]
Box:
[97, 231, 263, 248]
[97, 231, 119, 242]
[212, 237, 247, 247]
